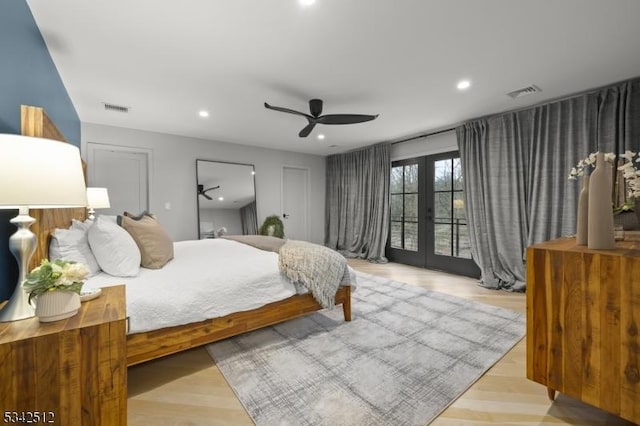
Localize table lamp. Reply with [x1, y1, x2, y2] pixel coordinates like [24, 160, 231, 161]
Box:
[0, 134, 87, 322]
[86, 187, 111, 220]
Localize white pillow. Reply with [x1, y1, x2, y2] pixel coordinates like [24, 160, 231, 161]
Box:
[71, 218, 93, 232]
[71, 215, 117, 232]
[88, 216, 141, 277]
[99, 214, 118, 223]
[49, 227, 101, 276]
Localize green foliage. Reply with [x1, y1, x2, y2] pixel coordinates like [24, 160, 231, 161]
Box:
[22, 259, 88, 303]
[259, 215, 285, 238]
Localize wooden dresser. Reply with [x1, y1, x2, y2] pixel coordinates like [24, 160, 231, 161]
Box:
[526, 237, 640, 424]
[0, 286, 127, 425]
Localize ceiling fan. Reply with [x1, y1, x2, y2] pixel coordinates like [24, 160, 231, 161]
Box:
[264, 98, 378, 137]
[197, 184, 220, 200]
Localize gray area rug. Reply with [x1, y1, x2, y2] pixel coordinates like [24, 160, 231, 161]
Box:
[206, 271, 525, 426]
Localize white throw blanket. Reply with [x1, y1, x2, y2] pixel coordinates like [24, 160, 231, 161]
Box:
[278, 240, 348, 309]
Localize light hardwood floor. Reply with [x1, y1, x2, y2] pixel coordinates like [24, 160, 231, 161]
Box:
[127, 260, 634, 425]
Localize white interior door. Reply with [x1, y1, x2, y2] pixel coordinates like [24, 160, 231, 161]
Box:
[282, 166, 309, 241]
[87, 143, 149, 215]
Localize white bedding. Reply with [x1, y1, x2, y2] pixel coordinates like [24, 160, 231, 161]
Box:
[85, 238, 298, 333]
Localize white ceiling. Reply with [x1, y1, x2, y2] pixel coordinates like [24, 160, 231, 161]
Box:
[27, 0, 640, 156]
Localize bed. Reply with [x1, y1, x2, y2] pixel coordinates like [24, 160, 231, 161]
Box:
[20, 104, 352, 366]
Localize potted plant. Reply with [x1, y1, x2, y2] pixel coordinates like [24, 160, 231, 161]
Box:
[259, 215, 285, 238]
[23, 259, 89, 322]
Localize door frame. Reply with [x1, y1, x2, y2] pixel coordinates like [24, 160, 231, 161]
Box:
[424, 151, 480, 278]
[281, 165, 311, 241]
[387, 152, 480, 278]
[86, 142, 153, 212]
[387, 157, 427, 267]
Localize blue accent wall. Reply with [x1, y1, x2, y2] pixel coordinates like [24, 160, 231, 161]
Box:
[0, 0, 80, 301]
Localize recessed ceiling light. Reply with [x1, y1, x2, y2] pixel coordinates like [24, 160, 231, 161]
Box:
[251, 171, 256, 175]
[218, 196, 224, 201]
[300, 0, 315, 5]
[457, 80, 471, 90]
[199, 110, 209, 118]
[317, 134, 325, 140]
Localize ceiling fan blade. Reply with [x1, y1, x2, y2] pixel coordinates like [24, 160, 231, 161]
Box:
[316, 114, 379, 125]
[203, 185, 220, 193]
[264, 102, 312, 119]
[203, 193, 213, 201]
[298, 122, 316, 137]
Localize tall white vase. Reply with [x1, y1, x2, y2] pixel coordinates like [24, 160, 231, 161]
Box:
[587, 153, 615, 249]
[576, 174, 589, 245]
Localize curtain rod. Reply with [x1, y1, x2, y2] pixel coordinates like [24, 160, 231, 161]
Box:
[390, 75, 640, 147]
[391, 127, 456, 145]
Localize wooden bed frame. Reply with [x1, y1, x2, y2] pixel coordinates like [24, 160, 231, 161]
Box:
[21, 105, 352, 367]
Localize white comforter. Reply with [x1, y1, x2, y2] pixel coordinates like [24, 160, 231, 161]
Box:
[86, 238, 298, 333]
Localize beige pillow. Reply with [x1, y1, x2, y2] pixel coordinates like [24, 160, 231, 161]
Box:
[118, 214, 174, 269]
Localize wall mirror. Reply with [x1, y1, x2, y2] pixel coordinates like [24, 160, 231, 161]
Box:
[196, 160, 257, 239]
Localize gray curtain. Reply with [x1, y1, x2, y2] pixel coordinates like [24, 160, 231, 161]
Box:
[240, 201, 258, 235]
[457, 114, 533, 291]
[457, 77, 640, 291]
[325, 143, 390, 262]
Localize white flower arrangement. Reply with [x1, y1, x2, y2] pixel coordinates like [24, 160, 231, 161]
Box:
[617, 150, 640, 199]
[22, 259, 89, 303]
[567, 152, 616, 180]
[568, 150, 640, 213]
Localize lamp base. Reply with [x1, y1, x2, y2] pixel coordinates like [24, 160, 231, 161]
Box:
[0, 209, 36, 322]
[0, 282, 34, 322]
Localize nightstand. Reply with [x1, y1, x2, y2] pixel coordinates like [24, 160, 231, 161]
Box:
[0, 285, 127, 425]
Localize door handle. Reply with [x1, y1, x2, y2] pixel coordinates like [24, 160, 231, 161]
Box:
[283, 213, 290, 219]
[427, 207, 432, 221]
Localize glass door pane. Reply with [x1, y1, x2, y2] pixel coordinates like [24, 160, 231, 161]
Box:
[390, 163, 419, 251]
[432, 158, 472, 259]
[387, 159, 425, 266]
[426, 152, 480, 277]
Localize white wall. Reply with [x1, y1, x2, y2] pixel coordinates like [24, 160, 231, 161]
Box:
[390, 130, 458, 160]
[81, 123, 326, 244]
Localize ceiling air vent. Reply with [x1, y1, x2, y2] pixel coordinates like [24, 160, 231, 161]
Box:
[103, 102, 130, 113]
[506, 85, 541, 99]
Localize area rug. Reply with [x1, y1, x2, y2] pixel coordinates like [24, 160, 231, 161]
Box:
[206, 271, 525, 426]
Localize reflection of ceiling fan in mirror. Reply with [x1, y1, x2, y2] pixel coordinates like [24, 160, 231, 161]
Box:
[197, 184, 220, 200]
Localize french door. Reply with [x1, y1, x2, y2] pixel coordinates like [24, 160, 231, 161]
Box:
[388, 158, 425, 266]
[387, 152, 480, 278]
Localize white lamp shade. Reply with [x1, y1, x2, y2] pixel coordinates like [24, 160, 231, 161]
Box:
[86, 187, 111, 209]
[0, 134, 87, 208]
